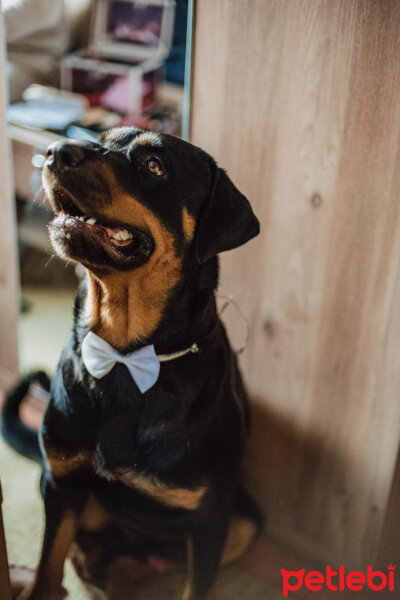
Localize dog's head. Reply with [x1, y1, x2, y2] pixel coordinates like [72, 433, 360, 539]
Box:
[43, 127, 259, 277]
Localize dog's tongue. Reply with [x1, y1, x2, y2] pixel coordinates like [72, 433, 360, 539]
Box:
[104, 226, 122, 236]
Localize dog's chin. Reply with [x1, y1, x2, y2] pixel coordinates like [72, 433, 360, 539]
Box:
[48, 213, 154, 272]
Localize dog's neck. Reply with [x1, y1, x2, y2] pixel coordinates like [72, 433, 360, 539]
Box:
[83, 259, 219, 353]
[84, 270, 169, 350]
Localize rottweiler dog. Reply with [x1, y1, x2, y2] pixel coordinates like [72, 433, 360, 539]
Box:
[4, 127, 260, 600]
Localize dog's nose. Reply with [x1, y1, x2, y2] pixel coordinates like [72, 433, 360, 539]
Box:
[46, 140, 94, 170]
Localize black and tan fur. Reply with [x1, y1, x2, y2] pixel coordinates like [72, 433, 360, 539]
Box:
[2, 127, 260, 600]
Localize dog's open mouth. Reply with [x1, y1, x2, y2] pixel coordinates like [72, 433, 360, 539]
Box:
[48, 188, 154, 269]
[76, 215, 134, 246]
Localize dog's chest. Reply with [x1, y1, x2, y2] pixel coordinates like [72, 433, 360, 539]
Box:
[46, 364, 210, 510]
[46, 437, 207, 513]
[94, 449, 207, 511]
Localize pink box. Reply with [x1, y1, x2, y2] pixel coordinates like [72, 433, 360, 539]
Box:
[61, 52, 163, 114]
[61, 1, 174, 115]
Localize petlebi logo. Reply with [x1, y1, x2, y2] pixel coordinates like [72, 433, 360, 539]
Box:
[281, 564, 396, 596]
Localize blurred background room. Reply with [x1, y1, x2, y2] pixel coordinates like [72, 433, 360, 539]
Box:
[6, 0, 187, 376]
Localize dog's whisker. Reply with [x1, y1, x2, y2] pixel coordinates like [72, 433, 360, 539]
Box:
[33, 185, 44, 203]
[34, 187, 52, 212]
[44, 254, 55, 267]
[39, 197, 50, 209]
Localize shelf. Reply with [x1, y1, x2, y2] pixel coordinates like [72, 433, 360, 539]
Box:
[7, 123, 62, 150]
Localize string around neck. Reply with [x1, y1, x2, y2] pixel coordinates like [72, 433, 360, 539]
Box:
[216, 292, 250, 355]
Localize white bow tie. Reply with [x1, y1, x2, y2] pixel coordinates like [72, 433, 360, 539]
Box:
[81, 331, 199, 394]
[82, 331, 159, 393]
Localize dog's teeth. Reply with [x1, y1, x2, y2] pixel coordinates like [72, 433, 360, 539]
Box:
[120, 229, 133, 240]
[107, 228, 133, 242]
[86, 218, 96, 225]
[111, 229, 133, 241]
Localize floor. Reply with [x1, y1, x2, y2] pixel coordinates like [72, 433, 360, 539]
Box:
[18, 243, 78, 374]
[18, 286, 75, 373]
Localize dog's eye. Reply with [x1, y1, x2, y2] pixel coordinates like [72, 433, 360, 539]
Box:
[145, 158, 165, 176]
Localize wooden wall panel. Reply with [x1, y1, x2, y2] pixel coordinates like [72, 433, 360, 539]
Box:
[191, 0, 400, 567]
[0, 20, 19, 377]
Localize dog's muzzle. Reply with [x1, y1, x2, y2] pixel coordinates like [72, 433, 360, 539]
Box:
[46, 139, 103, 172]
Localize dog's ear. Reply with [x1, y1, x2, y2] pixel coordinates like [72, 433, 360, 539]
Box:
[195, 161, 260, 264]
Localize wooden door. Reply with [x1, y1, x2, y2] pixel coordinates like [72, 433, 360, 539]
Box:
[0, 11, 19, 383]
[191, 0, 400, 567]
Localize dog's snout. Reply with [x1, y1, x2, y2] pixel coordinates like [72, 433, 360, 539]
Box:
[46, 140, 97, 170]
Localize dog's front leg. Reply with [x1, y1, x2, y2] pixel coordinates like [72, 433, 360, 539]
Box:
[183, 509, 228, 600]
[16, 472, 87, 600]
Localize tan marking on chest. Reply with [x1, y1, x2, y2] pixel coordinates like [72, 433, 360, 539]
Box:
[115, 468, 207, 510]
[45, 447, 92, 479]
[84, 169, 182, 347]
[182, 207, 196, 243]
[85, 275, 101, 327]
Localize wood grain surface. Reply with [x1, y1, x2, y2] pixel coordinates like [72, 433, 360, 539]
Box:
[191, 0, 400, 567]
[0, 14, 19, 376]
